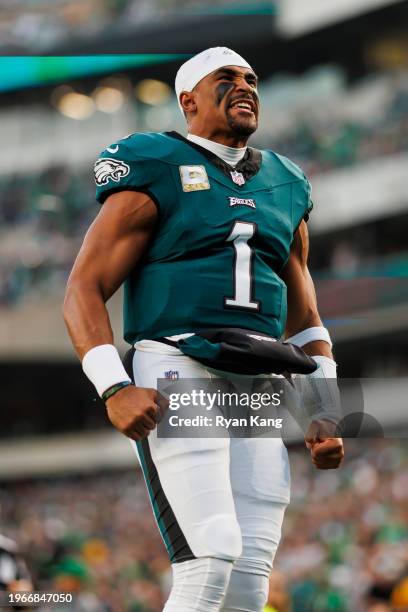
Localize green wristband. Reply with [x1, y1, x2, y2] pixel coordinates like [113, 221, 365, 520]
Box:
[102, 381, 133, 402]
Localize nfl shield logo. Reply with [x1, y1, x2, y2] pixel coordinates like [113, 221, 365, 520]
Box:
[230, 170, 245, 186]
[165, 370, 179, 380]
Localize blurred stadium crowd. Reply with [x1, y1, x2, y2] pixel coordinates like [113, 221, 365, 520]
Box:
[0, 0, 253, 53]
[1, 439, 408, 611]
[1, 68, 408, 308]
[257, 72, 408, 177]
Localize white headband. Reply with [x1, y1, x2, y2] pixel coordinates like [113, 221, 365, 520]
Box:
[175, 47, 253, 113]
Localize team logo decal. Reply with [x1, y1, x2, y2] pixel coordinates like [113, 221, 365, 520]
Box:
[230, 170, 245, 186]
[94, 157, 130, 186]
[228, 196, 256, 209]
[165, 370, 179, 380]
[179, 165, 210, 192]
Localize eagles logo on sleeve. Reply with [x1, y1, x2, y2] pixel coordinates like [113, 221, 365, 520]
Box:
[94, 157, 130, 187]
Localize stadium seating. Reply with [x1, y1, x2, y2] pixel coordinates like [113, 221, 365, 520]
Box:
[1, 440, 407, 611]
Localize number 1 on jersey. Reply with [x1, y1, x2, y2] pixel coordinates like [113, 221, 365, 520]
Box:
[224, 221, 260, 311]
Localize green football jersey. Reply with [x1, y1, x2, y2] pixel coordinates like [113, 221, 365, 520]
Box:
[94, 131, 312, 344]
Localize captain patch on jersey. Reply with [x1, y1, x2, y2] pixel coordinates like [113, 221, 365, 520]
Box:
[179, 165, 210, 192]
[94, 157, 130, 186]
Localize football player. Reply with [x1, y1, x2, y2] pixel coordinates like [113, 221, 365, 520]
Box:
[64, 48, 344, 612]
[0, 534, 34, 609]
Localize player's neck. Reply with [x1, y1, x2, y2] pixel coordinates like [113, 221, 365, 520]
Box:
[188, 127, 249, 148]
[187, 133, 247, 167]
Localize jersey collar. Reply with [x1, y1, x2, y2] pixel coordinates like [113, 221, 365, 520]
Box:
[166, 131, 262, 183]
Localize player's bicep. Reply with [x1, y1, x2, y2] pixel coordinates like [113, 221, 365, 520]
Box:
[68, 190, 157, 301]
[281, 221, 321, 335]
[281, 221, 310, 285]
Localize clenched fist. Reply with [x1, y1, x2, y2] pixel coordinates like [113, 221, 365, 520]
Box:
[105, 385, 168, 440]
[305, 419, 344, 470]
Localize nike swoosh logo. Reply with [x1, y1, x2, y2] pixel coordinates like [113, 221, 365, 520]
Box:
[106, 145, 119, 153]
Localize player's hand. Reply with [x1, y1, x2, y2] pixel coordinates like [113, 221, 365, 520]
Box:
[305, 419, 344, 469]
[105, 385, 168, 441]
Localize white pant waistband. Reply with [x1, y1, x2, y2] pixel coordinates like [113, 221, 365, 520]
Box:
[135, 333, 194, 356]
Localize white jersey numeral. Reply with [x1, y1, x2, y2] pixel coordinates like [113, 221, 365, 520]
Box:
[224, 221, 260, 311]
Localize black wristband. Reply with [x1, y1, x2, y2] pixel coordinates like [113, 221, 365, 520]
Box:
[102, 381, 133, 402]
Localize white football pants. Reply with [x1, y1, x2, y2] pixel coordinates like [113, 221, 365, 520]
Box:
[131, 344, 290, 612]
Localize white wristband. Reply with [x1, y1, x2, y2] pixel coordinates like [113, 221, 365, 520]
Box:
[286, 326, 332, 349]
[82, 344, 131, 397]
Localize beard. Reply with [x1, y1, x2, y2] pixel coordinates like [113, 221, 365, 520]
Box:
[226, 108, 258, 137]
